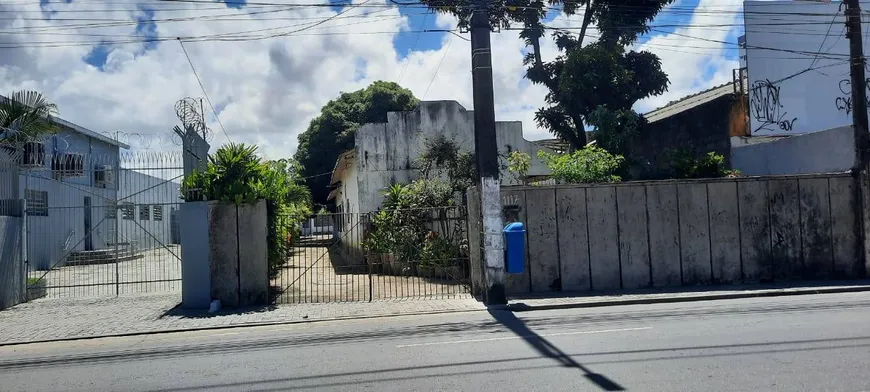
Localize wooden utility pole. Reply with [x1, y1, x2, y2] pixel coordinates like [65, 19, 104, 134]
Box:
[847, 0, 870, 169]
[470, 0, 506, 304]
[844, 0, 870, 278]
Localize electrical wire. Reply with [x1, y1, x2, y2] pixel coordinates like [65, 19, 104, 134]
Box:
[177, 38, 232, 143]
[423, 33, 453, 100]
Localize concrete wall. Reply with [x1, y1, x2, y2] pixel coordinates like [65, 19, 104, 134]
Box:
[352, 101, 554, 213]
[0, 216, 23, 309]
[470, 173, 866, 295]
[731, 126, 855, 176]
[744, 0, 870, 136]
[116, 170, 182, 251]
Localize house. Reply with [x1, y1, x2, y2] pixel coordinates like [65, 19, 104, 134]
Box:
[728, 0, 866, 175]
[326, 101, 556, 216]
[629, 82, 748, 179]
[1, 113, 180, 271]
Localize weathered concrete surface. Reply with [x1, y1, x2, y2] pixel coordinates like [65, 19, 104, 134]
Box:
[555, 188, 591, 291]
[768, 179, 801, 280]
[828, 177, 861, 278]
[677, 183, 712, 285]
[237, 201, 268, 307]
[616, 186, 650, 289]
[525, 189, 559, 292]
[180, 202, 211, 309]
[586, 187, 621, 290]
[0, 216, 23, 310]
[707, 182, 742, 283]
[500, 189, 529, 294]
[739, 180, 771, 282]
[799, 178, 833, 279]
[646, 184, 681, 287]
[209, 202, 240, 308]
[466, 186, 485, 298]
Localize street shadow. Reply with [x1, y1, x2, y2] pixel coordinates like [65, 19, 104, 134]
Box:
[159, 302, 278, 319]
[486, 307, 625, 391]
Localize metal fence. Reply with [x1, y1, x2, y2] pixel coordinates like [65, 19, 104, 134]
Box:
[271, 206, 471, 304]
[0, 151, 186, 299]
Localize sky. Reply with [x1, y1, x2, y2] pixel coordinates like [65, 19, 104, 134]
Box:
[0, 0, 744, 159]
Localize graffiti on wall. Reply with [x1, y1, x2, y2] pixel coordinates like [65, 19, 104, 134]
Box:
[750, 79, 798, 132]
[834, 77, 870, 115]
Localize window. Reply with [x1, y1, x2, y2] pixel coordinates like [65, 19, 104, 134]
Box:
[25, 189, 48, 216]
[153, 205, 164, 221]
[51, 153, 84, 178]
[105, 201, 117, 219]
[140, 205, 150, 221]
[121, 202, 134, 220]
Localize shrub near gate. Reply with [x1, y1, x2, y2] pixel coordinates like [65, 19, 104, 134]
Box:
[181, 143, 312, 278]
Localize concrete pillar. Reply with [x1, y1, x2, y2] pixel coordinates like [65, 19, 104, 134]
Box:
[480, 177, 506, 304]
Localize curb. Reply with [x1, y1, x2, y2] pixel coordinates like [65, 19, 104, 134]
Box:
[506, 285, 870, 312]
[0, 307, 488, 348]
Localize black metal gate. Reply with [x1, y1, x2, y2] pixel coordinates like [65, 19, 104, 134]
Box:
[271, 206, 470, 304]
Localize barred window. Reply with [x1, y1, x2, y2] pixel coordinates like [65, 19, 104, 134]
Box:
[25, 189, 48, 217]
[140, 205, 150, 221]
[153, 205, 163, 221]
[51, 153, 85, 178]
[105, 202, 117, 219]
[121, 202, 134, 220]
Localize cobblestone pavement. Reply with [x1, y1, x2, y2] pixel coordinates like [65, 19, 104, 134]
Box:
[0, 293, 484, 345]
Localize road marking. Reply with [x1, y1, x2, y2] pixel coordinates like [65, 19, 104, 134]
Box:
[395, 326, 652, 348]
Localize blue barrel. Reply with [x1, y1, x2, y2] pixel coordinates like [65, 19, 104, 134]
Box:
[503, 222, 526, 274]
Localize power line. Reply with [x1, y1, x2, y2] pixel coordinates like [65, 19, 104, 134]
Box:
[423, 33, 452, 100]
[177, 38, 231, 143]
[397, 10, 429, 85]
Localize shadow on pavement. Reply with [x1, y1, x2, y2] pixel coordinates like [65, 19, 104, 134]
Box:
[486, 307, 625, 391]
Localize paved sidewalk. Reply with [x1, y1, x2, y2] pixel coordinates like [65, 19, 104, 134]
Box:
[0, 294, 484, 346]
[507, 281, 870, 311]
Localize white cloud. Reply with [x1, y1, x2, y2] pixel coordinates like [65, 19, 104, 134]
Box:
[0, 0, 739, 159]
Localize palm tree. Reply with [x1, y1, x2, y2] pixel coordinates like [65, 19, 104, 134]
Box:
[0, 90, 58, 147]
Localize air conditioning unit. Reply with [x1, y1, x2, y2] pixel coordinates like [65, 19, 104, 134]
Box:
[94, 165, 114, 185]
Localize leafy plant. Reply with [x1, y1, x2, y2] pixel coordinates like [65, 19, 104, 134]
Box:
[182, 143, 312, 278]
[0, 90, 58, 147]
[416, 135, 476, 196]
[506, 150, 531, 185]
[669, 150, 738, 179]
[538, 146, 624, 184]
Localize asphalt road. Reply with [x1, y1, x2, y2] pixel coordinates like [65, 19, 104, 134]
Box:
[1, 292, 869, 392]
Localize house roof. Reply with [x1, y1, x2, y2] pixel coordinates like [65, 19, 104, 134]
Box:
[328, 149, 356, 187]
[0, 95, 129, 149]
[643, 82, 736, 124]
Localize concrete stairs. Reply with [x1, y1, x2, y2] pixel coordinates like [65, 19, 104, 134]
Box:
[65, 248, 143, 266]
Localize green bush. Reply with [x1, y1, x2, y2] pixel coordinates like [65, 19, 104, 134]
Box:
[537, 146, 624, 184]
[182, 143, 312, 278]
[669, 150, 739, 179]
[506, 150, 531, 185]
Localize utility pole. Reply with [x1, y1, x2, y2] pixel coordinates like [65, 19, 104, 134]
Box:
[470, 0, 506, 304]
[844, 0, 870, 278]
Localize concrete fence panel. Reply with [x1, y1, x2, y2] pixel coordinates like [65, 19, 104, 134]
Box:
[646, 183, 682, 287]
[828, 177, 861, 277]
[526, 188, 560, 292]
[677, 183, 712, 285]
[616, 186, 651, 289]
[556, 188, 591, 291]
[738, 180, 772, 282]
[799, 178, 834, 278]
[0, 216, 23, 310]
[768, 179, 802, 280]
[586, 186, 621, 290]
[708, 181, 742, 283]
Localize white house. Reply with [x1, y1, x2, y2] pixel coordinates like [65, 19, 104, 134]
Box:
[326, 101, 556, 216]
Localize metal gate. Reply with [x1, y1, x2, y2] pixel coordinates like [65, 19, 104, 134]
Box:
[19, 151, 184, 299]
[271, 206, 471, 304]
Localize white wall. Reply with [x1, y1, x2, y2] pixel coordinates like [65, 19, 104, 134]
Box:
[731, 125, 855, 175]
[352, 101, 553, 213]
[744, 0, 870, 136]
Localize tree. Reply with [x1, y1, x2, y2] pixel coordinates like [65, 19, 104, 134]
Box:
[419, 0, 671, 150]
[0, 90, 58, 147]
[294, 81, 419, 205]
[537, 145, 623, 184]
